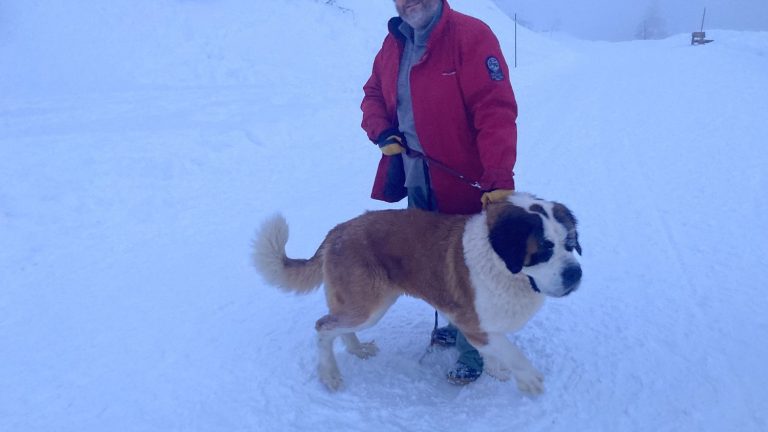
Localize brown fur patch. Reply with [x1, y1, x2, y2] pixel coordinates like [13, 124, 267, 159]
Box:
[552, 202, 579, 232]
[317, 209, 488, 345]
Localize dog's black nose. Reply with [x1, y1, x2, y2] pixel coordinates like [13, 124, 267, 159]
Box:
[562, 265, 582, 288]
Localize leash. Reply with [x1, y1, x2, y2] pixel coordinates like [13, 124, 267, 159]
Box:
[418, 310, 441, 365]
[432, 310, 438, 337]
[403, 146, 483, 190]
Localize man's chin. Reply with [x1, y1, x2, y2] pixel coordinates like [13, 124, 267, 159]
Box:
[399, 0, 438, 29]
[405, 3, 423, 13]
[402, 12, 429, 29]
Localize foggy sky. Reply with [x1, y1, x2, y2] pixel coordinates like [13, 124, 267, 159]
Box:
[493, 0, 768, 41]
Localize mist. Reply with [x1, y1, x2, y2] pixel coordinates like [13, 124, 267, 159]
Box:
[492, 0, 768, 41]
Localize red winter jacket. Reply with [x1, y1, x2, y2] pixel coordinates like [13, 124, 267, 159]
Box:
[361, 0, 518, 215]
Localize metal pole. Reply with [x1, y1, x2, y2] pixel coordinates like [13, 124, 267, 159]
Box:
[700, 8, 707, 32]
[514, 13, 518, 68]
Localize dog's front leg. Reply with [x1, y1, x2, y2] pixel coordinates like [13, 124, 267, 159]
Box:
[483, 354, 511, 381]
[477, 333, 544, 395]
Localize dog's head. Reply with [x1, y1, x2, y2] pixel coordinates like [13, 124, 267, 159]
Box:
[486, 192, 582, 297]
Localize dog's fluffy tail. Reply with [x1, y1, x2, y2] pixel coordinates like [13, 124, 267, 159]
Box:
[252, 213, 323, 294]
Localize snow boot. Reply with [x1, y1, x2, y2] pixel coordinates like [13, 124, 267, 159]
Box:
[430, 324, 458, 347]
[446, 330, 484, 385]
[447, 363, 483, 385]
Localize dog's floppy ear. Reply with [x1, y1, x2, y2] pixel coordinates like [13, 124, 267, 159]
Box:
[488, 207, 540, 274]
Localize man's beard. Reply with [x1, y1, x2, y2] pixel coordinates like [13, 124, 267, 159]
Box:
[397, 0, 439, 30]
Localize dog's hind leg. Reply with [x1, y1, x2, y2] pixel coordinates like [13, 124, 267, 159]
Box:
[314, 299, 394, 390]
[314, 312, 373, 391]
[338, 301, 395, 359]
[316, 330, 343, 391]
[321, 294, 396, 360]
[341, 333, 379, 359]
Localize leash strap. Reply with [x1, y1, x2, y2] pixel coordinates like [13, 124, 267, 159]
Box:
[404, 146, 483, 190]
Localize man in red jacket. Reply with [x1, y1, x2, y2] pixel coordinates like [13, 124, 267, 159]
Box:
[361, 0, 518, 384]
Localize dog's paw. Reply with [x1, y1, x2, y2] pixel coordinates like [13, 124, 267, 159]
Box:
[348, 341, 379, 359]
[485, 366, 512, 382]
[483, 356, 511, 381]
[319, 369, 344, 392]
[514, 368, 544, 395]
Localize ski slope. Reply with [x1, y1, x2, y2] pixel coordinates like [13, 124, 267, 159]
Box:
[1, 1, 767, 431]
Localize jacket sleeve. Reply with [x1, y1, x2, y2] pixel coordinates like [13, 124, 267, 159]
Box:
[361, 40, 396, 144]
[457, 23, 518, 191]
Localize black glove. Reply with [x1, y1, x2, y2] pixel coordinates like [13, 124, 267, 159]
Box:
[376, 129, 406, 156]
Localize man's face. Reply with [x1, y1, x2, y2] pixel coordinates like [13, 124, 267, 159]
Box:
[394, 0, 441, 30]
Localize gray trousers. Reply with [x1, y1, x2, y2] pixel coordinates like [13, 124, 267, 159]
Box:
[406, 181, 484, 371]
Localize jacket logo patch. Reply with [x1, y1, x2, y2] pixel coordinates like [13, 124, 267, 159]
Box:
[486, 56, 504, 81]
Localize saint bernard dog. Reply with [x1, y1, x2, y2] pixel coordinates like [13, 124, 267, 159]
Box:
[252, 192, 581, 394]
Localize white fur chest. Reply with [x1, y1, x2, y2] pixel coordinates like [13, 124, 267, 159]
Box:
[462, 215, 545, 333]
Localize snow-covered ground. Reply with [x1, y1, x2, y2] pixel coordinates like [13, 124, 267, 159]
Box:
[1, 1, 767, 431]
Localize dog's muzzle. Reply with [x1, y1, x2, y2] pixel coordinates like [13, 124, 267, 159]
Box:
[561, 265, 582, 296]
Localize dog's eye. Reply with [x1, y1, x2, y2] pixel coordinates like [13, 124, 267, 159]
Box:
[529, 240, 555, 266]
